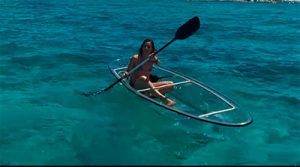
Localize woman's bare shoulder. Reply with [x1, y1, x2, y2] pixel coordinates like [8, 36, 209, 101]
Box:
[131, 54, 138, 61]
[132, 54, 138, 59]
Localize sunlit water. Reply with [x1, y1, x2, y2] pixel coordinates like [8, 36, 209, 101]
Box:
[0, 0, 299, 165]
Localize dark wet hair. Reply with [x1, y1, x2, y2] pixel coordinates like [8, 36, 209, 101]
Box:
[138, 38, 156, 56]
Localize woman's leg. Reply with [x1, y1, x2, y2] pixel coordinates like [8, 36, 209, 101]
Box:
[133, 76, 176, 106]
[152, 81, 174, 95]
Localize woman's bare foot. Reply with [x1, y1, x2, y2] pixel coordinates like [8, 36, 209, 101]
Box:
[163, 97, 176, 106]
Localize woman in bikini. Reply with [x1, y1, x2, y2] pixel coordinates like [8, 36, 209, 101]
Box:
[124, 39, 176, 106]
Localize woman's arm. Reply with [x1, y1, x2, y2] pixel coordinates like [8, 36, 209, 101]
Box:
[150, 54, 160, 65]
[126, 55, 137, 73]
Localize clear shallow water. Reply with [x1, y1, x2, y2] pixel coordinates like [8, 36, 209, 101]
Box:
[0, 0, 299, 165]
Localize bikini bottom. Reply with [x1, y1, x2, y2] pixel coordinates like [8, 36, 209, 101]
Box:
[129, 75, 166, 99]
[129, 74, 158, 87]
[130, 82, 166, 99]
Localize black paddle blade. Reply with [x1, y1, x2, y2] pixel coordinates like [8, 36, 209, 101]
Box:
[175, 16, 200, 40]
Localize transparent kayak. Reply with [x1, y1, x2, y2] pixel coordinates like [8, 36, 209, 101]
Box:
[108, 58, 253, 127]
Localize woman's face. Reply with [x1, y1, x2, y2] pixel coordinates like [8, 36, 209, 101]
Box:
[142, 42, 153, 54]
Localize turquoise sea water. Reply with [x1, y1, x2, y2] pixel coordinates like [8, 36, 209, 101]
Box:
[0, 0, 299, 165]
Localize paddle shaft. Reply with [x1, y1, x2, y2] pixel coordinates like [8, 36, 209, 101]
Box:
[82, 16, 200, 96]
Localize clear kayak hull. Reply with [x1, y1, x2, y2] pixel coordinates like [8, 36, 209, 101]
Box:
[108, 58, 253, 127]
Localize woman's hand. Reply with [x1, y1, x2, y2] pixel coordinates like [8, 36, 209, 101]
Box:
[122, 71, 129, 78]
[149, 53, 160, 65]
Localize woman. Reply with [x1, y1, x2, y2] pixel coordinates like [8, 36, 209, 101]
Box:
[124, 39, 176, 106]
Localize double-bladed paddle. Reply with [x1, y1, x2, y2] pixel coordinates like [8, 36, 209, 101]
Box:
[81, 16, 200, 97]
